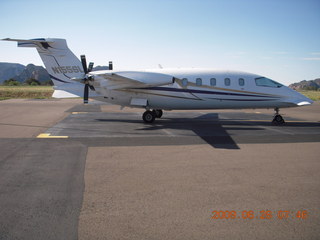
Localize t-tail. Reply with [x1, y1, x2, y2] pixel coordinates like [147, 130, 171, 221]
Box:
[2, 38, 87, 98]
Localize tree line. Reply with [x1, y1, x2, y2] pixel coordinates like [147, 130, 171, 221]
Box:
[2, 78, 53, 86]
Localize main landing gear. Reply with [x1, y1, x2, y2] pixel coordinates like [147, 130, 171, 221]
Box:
[142, 109, 163, 123]
[272, 107, 285, 125]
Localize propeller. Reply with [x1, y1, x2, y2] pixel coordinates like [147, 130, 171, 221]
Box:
[80, 55, 94, 104]
[109, 61, 113, 70]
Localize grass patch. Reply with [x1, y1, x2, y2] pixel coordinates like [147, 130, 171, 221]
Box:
[298, 90, 320, 101]
[0, 86, 54, 100]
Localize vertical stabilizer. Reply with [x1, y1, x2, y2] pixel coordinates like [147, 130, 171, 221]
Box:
[2, 38, 84, 86]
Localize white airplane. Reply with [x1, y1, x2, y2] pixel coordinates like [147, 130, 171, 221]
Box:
[2, 38, 313, 124]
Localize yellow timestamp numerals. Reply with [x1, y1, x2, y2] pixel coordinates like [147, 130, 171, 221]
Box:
[211, 210, 308, 220]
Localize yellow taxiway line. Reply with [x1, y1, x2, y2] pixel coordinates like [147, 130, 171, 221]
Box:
[72, 112, 88, 114]
[36, 133, 69, 138]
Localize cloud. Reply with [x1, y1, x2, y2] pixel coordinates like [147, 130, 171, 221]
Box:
[224, 51, 247, 59]
[273, 51, 289, 55]
[301, 57, 320, 61]
[260, 56, 273, 60]
[300, 52, 320, 60]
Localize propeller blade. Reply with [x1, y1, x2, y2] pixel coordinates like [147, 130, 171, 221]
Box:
[84, 84, 89, 104]
[81, 55, 88, 74]
[88, 62, 94, 72]
[81, 55, 95, 104]
[109, 61, 113, 70]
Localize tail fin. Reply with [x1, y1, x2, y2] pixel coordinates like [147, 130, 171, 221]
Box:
[2, 38, 91, 98]
[3, 38, 84, 86]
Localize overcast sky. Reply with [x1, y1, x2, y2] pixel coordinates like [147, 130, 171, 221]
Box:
[1, 0, 319, 85]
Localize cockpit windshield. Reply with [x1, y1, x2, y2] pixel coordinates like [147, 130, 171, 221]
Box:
[255, 77, 283, 88]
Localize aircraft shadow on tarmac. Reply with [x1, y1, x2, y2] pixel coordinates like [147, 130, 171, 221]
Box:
[1, 109, 319, 150]
[96, 112, 320, 149]
[98, 113, 266, 150]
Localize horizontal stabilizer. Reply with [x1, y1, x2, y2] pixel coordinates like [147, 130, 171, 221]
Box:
[2, 38, 54, 43]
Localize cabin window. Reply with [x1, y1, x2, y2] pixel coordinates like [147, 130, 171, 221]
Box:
[255, 77, 283, 88]
[196, 78, 202, 86]
[239, 78, 245, 86]
[224, 78, 231, 86]
[182, 78, 188, 87]
[210, 78, 216, 86]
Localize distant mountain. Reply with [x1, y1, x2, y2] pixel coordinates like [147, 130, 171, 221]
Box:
[0, 62, 110, 84]
[289, 78, 320, 90]
[0, 62, 50, 84]
[14, 64, 51, 83]
[0, 62, 25, 83]
[92, 65, 110, 71]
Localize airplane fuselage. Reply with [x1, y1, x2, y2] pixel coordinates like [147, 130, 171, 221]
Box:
[90, 68, 309, 111]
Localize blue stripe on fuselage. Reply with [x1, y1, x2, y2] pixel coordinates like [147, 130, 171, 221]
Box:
[140, 87, 279, 99]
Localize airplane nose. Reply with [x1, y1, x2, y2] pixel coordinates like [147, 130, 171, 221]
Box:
[296, 100, 313, 106]
[292, 92, 313, 106]
[284, 88, 314, 107]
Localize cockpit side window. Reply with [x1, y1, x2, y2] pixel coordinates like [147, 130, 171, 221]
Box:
[255, 77, 283, 88]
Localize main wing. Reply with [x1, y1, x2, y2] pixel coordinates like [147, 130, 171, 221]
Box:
[91, 71, 175, 90]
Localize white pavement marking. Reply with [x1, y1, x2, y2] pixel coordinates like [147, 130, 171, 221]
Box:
[161, 128, 175, 136]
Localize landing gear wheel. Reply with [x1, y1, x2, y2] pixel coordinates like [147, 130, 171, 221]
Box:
[153, 109, 163, 118]
[272, 114, 285, 125]
[143, 110, 156, 123]
[272, 107, 285, 125]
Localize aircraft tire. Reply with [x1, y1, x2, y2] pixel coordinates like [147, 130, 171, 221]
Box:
[153, 109, 163, 118]
[143, 110, 156, 123]
[272, 114, 285, 125]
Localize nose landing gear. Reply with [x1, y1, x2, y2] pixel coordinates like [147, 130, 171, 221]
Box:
[272, 107, 285, 125]
[142, 109, 163, 123]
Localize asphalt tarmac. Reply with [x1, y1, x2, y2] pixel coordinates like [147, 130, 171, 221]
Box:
[0, 99, 319, 239]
